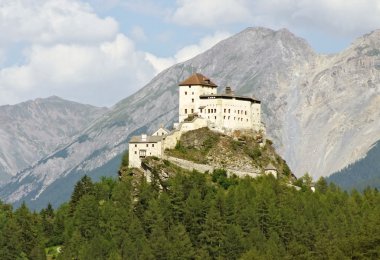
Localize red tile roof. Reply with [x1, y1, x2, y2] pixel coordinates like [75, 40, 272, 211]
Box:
[178, 73, 217, 87]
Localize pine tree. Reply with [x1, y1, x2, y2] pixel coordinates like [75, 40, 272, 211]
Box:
[0, 216, 22, 260]
[183, 189, 205, 245]
[168, 224, 195, 260]
[74, 195, 100, 240]
[222, 224, 245, 259]
[70, 175, 94, 213]
[14, 202, 46, 259]
[199, 203, 226, 258]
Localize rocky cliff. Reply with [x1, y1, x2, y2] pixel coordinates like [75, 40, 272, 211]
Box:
[1, 27, 379, 209]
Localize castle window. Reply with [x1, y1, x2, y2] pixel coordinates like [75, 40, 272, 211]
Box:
[191, 109, 194, 113]
[247, 119, 248, 122]
[238, 110, 240, 114]
[228, 109, 230, 113]
[146, 144, 149, 147]
[208, 109, 210, 113]
[192, 92, 194, 95]
[185, 109, 188, 114]
[189, 86, 191, 88]
[224, 116, 226, 119]
[214, 109, 216, 113]
[152, 144, 154, 147]
[139, 150, 146, 158]
[135, 144, 137, 147]
[245, 111, 247, 115]
[192, 98, 194, 103]
[224, 109, 226, 113]
[228, 116, 230, 119]
[134, 151, 137, 154]
[185, 91, 187, 95]
[215, 116, 216, 119]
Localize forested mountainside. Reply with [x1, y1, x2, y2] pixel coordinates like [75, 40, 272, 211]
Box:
[1, 165, 379, 259]
[328, 140, 380, 190]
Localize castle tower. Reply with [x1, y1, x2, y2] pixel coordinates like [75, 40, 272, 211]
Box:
[178, 73, 217, 123]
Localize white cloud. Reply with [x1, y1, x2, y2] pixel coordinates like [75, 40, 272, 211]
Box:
[0, 0, 156, 107]
[145, 53, 175, 75]
[0, 34, 155, 106]
[145, 31, 231, 74]
[0, 0, 118, 47]
[172, 0, 380, 37]
[0, 49, 5, 66]
[172, 0, 250, 27]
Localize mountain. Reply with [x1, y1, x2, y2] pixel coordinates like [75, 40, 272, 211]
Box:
[327, 140, 380, 190]
[1, 27, 380, 209]
[0, 96, 108, 183]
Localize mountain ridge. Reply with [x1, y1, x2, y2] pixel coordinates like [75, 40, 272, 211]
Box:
[0, 96, 108, 183]
[1, 26, 379, 209]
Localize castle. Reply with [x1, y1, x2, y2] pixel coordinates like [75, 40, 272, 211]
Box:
[128, 73, 264, 168]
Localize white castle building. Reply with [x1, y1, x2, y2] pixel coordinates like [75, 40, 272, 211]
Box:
[129, 73, 264, 168]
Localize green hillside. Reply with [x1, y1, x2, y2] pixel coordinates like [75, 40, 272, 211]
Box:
[1, 161, 380, 259]
[328, 140, 380, 190]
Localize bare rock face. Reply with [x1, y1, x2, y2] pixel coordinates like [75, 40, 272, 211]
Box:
[1, 27, 379, 209]
[293, 31, 380, 177]
[0, 96, 108, 183]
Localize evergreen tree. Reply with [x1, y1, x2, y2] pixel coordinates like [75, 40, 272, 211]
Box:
[0, 216, 22, 260]
[168, 224, 195, 260]
[14, 202, 46, 259]
[70, 175, 94, 212]
[199, 203, 226, 258]
[222, 224, 245, 259]
[183, 188, 206, 245]
[74, 195, 100, 240]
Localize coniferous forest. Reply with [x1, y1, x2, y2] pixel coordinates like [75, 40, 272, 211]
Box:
[1, 168, 380, 259]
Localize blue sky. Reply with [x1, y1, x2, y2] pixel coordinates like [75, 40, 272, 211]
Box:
[1, 0, 380, 107]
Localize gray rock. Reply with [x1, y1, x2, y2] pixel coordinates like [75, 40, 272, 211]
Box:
[0, 96, 107, 183]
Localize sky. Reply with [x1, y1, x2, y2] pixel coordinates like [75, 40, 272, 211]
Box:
[1, 0, 380, 107]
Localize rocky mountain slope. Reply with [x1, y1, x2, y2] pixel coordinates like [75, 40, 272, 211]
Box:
[1, 27, 379, 209]
[0, 96, 108, 183]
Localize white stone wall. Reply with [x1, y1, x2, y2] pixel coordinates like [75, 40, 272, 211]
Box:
[198, 97, 261, 131]
[128, 141, 163, 168]
[178, 84, 216, 123]
[152, 128, 168, 136]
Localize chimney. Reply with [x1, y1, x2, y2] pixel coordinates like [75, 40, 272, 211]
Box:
[141, 134, 147, 141]
[225, 86, 232, 95]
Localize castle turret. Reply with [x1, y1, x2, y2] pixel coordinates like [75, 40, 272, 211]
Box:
[178, 73, 217, 123]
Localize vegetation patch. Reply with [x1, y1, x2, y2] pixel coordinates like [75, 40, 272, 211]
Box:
[165, 127, 220, 164]
[45, 246, 61, 260]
